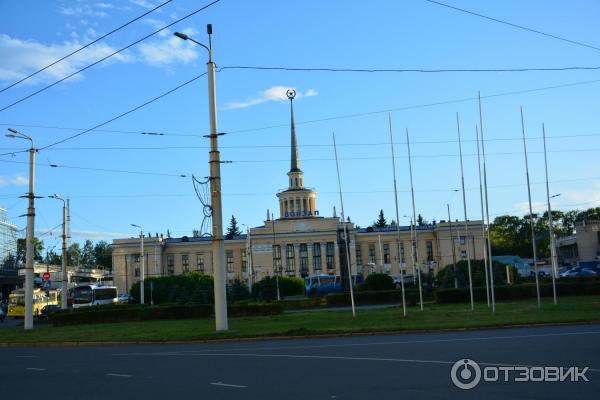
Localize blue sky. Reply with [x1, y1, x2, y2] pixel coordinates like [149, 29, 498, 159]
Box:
[1, 0, 599, 247]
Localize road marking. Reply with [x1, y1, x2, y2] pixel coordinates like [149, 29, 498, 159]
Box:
[16, 355, 38, 358]
[25, 368, 46, 371]
[112, 329, 600, 357]
[210, 382, 247, 388]
[106, 373, 132, 378]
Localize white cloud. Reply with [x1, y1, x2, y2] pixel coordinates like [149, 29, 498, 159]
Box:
[94, 2, 115, 9]
[0, 174, 28, 187]
[137, 35, 198, 66]
[510, 201, 547, 216]
[558, 182, 600, 209]
[222, 86, 319, 110]
[130, 0, 160, 10]
[60, 6, 108, 17]
[0, 34, 132, 85]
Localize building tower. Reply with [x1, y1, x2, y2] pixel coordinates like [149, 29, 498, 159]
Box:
[276, 89, 318, 218]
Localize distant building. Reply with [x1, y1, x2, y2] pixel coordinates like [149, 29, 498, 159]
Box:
[0, 207, 18, 269]
[111, 93, 485, 294]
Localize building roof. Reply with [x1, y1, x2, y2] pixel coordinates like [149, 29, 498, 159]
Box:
[355, 224, 436, 233]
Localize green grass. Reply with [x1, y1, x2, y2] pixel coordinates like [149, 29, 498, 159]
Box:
[1, 296, 599, 344]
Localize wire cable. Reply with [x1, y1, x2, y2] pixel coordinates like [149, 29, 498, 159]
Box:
[0, 0, 220, 113]
[424, 0, 600, 52]
[0, 0, 173, 94]
[221, 65, 600, 73]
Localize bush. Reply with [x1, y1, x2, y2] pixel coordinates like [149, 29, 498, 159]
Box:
[228, 279, 251, 303]
[252, 276, 305, 300]
[277, 298, 324, 310]
[434, 281, 600, 304]
[227, 303, 283, 317]
[363, 273, 395, 291]
[436, 259, 518, 288]
[326, 289, 418, 307]
[52, 303, 212, 326]
[130, 273, 214, 305]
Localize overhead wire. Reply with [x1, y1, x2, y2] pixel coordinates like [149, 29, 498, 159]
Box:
[0, 0, 173, 94]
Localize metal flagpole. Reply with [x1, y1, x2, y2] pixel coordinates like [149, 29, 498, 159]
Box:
[388, 114, 407, 317]
[332, 132, 356, 317]
[520, 107, 541, 308]
[475, 125, 490, 307]
[456, 113, 474, 310]
[478, 92, 496, 313]
[542, 123, 558, 305]
[447, 204, 458, 289]
[406, 128, 424, 310]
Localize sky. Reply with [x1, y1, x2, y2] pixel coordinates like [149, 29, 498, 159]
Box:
[0, 0, 599, 247]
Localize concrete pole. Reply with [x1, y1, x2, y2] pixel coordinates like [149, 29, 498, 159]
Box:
[542, 124, 558, 305]
[61, 200, 67, 309]
[140, 230, 145, 305]
[406, 128, 424, 311]
[475, 125, 490, 307]
[206, 30, 227, 330]
[24, 143, 36, 330]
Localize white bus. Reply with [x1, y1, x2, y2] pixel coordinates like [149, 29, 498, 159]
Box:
[72, 285, 118, 308]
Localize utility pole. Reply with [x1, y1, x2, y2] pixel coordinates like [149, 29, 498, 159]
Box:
[131, 224, 144, 304]
[175, 25, 228, 330]
[406, 128, 424, 311]
[49, 194, 68, 309]
[447, 204, 458, 289]
[520, 107, 541, 308]
[6, 128, 36, 330]
[475, 125, 490, 307]
[542, 123, 558, 305]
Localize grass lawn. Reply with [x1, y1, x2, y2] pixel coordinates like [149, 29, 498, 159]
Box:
[1, 296, 599, 344]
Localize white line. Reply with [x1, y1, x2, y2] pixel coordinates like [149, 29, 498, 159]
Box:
[105, 373, 132, 378]
[112, 329, 600, 357]
[25, 367, 46, 371]
[210, 382, 247, 388]
[16, 355, 38, 358]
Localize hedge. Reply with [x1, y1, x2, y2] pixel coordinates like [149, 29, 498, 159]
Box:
[52, 303, 283, 326]
[326, 289, 419, 307]
[435, 281, 600, 304]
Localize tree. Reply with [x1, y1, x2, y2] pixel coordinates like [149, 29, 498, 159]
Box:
[389, 219, 397, 227]
[67, 243, 82, 267]
[226, 215, 241, 239]
[374, 210, 387, 228]
[16, 237, 44, 264]
[94, 241, 112, 270]
[417, 214, 428, 226]
[81, 240, 96, 268]
[192, 230, 201, 238]
[43, 249, 61, 266]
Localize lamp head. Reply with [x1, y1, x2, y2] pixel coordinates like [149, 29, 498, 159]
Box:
[174, 31, 188, 40]
[8, 128, 18, 134]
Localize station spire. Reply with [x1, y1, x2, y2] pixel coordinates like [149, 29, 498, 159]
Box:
[287, 89, 301, 173]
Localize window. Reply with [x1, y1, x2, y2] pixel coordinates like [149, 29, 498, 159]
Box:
[286, 244, 295, 274]
[313, 243, 321, 271]
[459, 236, 466, 245]
[427, 241, 434, 262]
[299, 243, 308, 276]
[196, 253, 205, 273]
[383, 243, 390, 264]
[273, 245, 282, 274]
[226, 251, 234, 273]
[326, 242, 335, 270]
[166, 255, 174, 275]
[368, 244, 376, 264]
[242, 250, 247, 273]
[355, 245, 362, 266]
[461, 250, 467, 259]
[134, 254, 140, 277]
[182, 254, 189, 273]
[400, 242, 405, 263]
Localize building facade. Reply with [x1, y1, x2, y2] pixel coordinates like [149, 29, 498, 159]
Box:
[0, 207, 18, 269]
[112, 92, 486, 294]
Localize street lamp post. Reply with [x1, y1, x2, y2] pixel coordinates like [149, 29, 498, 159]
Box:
[131, 224, 144, 305]
[6, 128, 36, 330]
[174, 25, 228, 331]
[49, 194, 68, 310]
[242, 224, 254, 294]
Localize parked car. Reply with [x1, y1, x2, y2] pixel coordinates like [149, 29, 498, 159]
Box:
[560, 268, 597, 278]
[117, 293, 134, 304]
[38, 304, 61, 320]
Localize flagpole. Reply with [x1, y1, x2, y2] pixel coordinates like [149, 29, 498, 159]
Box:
[447, 204, 458, 289]
[406, 128, 424, 311]
[332, 132, 356, 317]
[542, 123, 558, 305]
[478, 91, 496, 313]
[388, 113, 407, 317]
[456, 113, 474, 311]
[476, 125, 490, 307]
[520, 107, 541, 308]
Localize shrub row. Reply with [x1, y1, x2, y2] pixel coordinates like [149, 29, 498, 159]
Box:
[52, 303, 283, 326]
[326, 289, 419, 307]
[435, 281, 600, 304]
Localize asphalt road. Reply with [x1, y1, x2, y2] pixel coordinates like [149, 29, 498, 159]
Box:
[2, 324, 600, 399]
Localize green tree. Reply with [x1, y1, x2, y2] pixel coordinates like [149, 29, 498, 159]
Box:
[16, 237, 44, 264]
[374, 210, 387, 228]
[226, 215, 241, 239]
[417, 214, 428, 226]
[93, 241, 112, 270]
[81, 240, 96, 268]
[67, 242, 82, 266]
[363, 273, 395, 291]
[192, 230, 201, 238]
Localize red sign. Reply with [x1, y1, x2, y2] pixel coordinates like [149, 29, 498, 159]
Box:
[42, 272, 51, 281]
